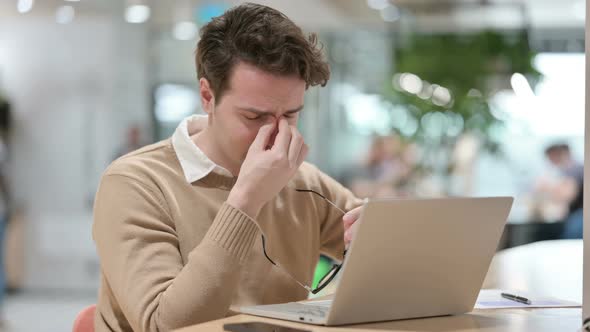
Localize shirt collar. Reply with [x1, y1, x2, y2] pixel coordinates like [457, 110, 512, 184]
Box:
[171, 114, 233, 183]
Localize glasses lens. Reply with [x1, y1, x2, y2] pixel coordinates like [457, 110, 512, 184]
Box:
[312, 264, 341, 294]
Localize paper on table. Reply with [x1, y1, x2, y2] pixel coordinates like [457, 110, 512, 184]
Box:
[475, 289, 581, 309]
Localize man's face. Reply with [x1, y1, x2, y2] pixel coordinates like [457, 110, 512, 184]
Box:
[547, 151, 561, 166]
[199, 62, 306, 172]
[546, 150, 570, 169]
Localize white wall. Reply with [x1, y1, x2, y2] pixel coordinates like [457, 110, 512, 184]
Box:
[583, 0, 589, 322]
[0, 16, 151, 290]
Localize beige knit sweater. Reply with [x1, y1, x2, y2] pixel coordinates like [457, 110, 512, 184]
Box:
[92, 139, 362, 331]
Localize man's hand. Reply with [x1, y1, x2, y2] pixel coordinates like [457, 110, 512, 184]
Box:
[343, 205, 363, 246]
[227, 119, 309, 218]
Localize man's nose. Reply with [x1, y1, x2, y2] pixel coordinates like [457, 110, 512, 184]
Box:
[264, 114, 287, 126]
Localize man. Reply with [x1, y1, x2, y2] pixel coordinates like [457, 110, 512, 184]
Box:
[113, 125, 146, 160]
[0, 93, 10, 325]
[93, 3, 363, 331]
[538, 143, 583, 239]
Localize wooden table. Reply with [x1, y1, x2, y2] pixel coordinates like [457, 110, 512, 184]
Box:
[176, 240, 583, 332]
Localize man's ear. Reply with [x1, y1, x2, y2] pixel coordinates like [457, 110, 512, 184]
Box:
[199, 78, 215, 115]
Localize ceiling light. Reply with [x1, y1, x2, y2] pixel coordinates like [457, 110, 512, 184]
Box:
[380, 5, 400, 22]
[125, 4, 151, 23]
[399, 73, 422, 94]
[173, 21, 198, 41]
[367, 0, 389, 11]
[17, 0, 34, 14]
[56, 5, 75, 24]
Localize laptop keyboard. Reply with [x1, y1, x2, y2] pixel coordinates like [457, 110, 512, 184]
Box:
[256, 301, 331, 318]
[303, 300, 332, 308]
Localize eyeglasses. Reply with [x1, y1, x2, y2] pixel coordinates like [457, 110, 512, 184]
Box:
[260, 188, 347, 295]
[578, 317, 590, 332]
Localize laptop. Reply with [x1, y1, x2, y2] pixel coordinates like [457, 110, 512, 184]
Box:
[240, 196, 513, 326]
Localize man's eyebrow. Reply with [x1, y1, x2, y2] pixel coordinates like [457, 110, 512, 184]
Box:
[238, 105, 304, 115]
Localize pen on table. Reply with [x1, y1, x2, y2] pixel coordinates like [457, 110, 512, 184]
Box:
[501, 292, 531, 305]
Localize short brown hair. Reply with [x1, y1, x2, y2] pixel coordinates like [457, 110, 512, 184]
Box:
[195, 3, 330, 102]
[545, 143, 570, 156]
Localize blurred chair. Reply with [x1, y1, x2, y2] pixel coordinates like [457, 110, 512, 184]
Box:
[73, 304, 96, 332]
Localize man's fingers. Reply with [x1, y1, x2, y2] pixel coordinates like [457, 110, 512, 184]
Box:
[287, 126, 304, 167]
[344, 229, 353, 244]
[295, 142, 308, 168]
[343, 205, 363, 228]
[344, 218, 361, 244]
[272, 119, 292, 153]
[251, 123, 275, 151]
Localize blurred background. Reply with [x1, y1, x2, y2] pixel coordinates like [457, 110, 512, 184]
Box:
[0, 0, 585, 330]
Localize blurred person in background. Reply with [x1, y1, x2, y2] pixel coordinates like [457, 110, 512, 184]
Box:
[0, 90, 11, 325]
[535, 143, 583, 239]
[113, 124, 147, 160]
[364, 135, 400, 181]
[92, 3, 365, 331]
[347, 135, 414, 198]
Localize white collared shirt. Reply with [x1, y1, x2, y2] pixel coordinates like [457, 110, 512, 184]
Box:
[171, 114, 233, 183]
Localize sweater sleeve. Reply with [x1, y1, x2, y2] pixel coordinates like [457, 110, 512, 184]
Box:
[314, 167, 364, 262]
[92, 174, 259, 332]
